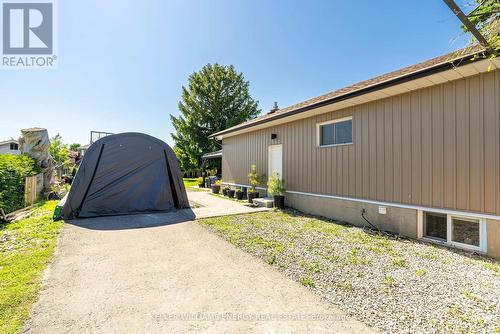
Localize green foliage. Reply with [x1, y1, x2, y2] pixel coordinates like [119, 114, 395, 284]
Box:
[196, 177, 204, 185]
[0, 154, 41, 213]
[69, 143, 81, 151]
[171, 63, 260, 171]
[49, 134, 70, 166]
[463, 0, 499, 53]
[247, 164, 264, 193]
[267, 172, 285, 196]
[0, 201, 62, 333]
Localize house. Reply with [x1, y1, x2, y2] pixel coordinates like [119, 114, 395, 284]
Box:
[212, 46, 500, 258]
[78, 144, 90, 157]
[0, 138, 20, 155]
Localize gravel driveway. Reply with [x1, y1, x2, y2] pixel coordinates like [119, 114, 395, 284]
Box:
[23, 211, 374, 333]
[198, 210, 500, 334]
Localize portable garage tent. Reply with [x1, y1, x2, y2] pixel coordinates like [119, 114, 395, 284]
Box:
[61, 133, 189, 219]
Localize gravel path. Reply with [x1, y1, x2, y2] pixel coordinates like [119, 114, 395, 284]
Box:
[197, 209, 500, 334]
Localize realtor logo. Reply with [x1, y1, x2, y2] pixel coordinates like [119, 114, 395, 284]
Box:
[1, 0, 57, 68]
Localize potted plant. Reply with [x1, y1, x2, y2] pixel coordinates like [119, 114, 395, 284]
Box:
[247, 164, 264, 203]
[267, 172, 285, 209]
[227, 188, 235, 198]
[212, 180, 221, 194]
[235, 187, 244, 200]
[197, 177, 204, 188]
[222, 185, 230, 196]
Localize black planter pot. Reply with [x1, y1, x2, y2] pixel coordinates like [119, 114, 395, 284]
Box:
[274, 195, 285, 209]
[227, 189, 235, 198]
[235, 191, 244, 200]
[247, 191, 259, 203]
[212, 185, 220, 194]
[222, 188, 228, 196]
[198, 184, 204, 188]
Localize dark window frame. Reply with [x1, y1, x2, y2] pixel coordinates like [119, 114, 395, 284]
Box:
[317, 117, 353, 147]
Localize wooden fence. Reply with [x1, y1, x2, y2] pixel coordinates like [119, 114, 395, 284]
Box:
[24, 173, 44, 206]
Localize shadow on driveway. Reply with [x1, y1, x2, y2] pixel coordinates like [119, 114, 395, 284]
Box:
[65, 209, 196, 231]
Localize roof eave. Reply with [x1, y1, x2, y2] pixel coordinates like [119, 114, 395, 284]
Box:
[211, 49, 489, 140]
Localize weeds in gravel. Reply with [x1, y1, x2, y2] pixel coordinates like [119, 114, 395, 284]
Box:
[347, 248, 370, 266]
[197, 209, 500, 334]
[415, 269, 427, 276]
[383, 274, 395, 287]
[391, 257, 407, 268]
[300, 276, 315, 288]
[482, 262, 500, 274]
[460, 289, 486, 305]
[415, 251, 439, 260]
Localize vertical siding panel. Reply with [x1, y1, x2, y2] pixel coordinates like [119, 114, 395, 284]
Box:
[355, 107, 363, 197]
[343, 146, 349, 196]
[369, 103, 378, 199]
[421, 88, 432, 206]
[401, 94, 412, 204]
[362, 105, 370, 198]
[349, 111, 356, 197]
[384, 99, 393, 202]
[376, 101, 385, 200]
[311, 120, 317, 193]
[443, 81, 456, 209]
[411, 91, 422, 205]
[307, 118, 316, 192]
[392, 96, 402, 203]
[431, 85, 444, 208]
[496, 70, 500, 214]
[456, 79, 469, 210]
[483, 71, 496, 213]
[469, 75, 482, 212]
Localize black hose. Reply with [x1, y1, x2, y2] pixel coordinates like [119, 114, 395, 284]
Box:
[361, 209, 379, 231]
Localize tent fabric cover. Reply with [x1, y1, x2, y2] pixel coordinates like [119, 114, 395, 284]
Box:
[62, 133, 189, 219]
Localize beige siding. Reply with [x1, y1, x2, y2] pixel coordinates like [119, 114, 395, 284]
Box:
[222, 70, 500, 215]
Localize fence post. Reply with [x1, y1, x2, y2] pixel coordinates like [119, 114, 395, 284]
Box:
[24, 173, 44, 206]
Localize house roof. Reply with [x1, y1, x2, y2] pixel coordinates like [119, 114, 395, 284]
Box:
[212, 45, 488, 138]
[0, 138, 18, 146]
[201, 150, 222, 159]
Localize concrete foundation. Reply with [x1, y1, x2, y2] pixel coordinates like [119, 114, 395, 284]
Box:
[285, 192, 419, 238]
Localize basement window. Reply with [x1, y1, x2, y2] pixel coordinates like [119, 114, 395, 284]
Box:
[317, 117, 353, 147]
[422, 211, 486, 252]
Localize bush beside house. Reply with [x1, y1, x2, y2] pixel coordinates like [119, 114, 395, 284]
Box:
[0, 154, 41, 213]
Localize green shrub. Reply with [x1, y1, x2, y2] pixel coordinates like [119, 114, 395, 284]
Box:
[0, 154, 41, 213]
[247, 164, 264, 193]
[267, 172, 285, 196]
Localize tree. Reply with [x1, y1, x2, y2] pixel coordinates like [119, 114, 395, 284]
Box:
[49, 134, 70, 166]
[171, 63, 261, 171]
[69, 143, 81, 151]
[462, 0, 499, 52]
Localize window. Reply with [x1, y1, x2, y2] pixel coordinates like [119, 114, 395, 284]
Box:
[10, 143, 18, 150]
[317, 117, 352, 147]
[424, 212, 447, 241]
[451, 217, 480, 247]
[422, 211, 486, 252]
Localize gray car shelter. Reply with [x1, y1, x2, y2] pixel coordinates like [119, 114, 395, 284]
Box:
[61, 133, 189, 219]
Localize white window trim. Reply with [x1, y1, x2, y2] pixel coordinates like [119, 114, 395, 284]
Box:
[316, 116, 353, 147]
[418, 210, 487, 253]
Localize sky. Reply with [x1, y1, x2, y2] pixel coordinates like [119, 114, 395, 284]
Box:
[0, 0, 474, 147]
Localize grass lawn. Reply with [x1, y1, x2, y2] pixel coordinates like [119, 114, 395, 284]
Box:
[0, 201, 62, 334]
[197, 209, 500, 334]
[183, 178, 200, 188]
